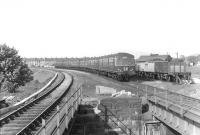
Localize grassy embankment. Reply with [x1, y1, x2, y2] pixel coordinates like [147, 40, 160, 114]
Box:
[0, 68, 55, 105]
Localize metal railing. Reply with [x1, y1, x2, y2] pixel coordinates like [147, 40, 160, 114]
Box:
[99, 103, 137, 135]
[131, 83, 200, 117]
[35, 85, 82, 135]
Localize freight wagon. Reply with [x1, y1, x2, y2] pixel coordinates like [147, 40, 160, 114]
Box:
[54, 53, 136, 81]
[136, 61, 191, 84]
[25, 53, 191, 84]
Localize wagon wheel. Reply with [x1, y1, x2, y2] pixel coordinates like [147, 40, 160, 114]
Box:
[175, 75, 182, 84]
[124, 75, 129, 81]
[157, 74, 160, 80]
[167, 76, 171, 82]
[116, 75, 121, 81]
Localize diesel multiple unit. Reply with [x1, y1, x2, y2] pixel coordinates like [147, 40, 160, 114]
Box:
[54, 53, 136, 81]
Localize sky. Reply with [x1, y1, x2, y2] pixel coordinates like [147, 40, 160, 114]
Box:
[0, 0, 200, 58]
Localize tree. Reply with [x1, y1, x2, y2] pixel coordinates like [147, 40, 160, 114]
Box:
[187, 55, 198, 65]
[0, 44, 33, 93]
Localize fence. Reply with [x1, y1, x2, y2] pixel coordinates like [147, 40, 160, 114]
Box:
[35, 85, 82, 135]
[99, 103, 137, 135]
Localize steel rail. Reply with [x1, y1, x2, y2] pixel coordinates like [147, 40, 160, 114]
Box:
[16, 75, 73, 135]
[0, 72, 66, 135]
[0, 73, 61, 124]
[37, 84, 81, 135]
[16, 74, 73, 135]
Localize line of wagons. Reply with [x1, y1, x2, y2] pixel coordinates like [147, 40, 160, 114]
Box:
[52, 53, 191, 84]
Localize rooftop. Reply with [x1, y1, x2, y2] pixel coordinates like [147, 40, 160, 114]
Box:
[137, 54, 172, 62]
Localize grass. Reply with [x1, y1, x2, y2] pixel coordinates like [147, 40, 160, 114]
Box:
[0, 69, 55, 105]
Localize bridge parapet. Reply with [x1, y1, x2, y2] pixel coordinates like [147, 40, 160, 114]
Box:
[135, 84, 200, 135]
[35, 85, 83, 135]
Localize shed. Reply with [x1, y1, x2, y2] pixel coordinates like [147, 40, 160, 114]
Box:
[136, 54, 172, 63]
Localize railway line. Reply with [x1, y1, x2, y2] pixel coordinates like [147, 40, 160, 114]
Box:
[0, 68, 198, 135]
[0, 71, 73, 135]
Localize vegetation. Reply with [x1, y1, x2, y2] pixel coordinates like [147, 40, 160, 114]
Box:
[0, 44, 33, 93]
[186, 55, 200, 65]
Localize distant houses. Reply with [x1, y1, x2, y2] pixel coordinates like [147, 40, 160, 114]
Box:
[136, 54, 172, 63]
[24, 54, 200, 68]
[23, 58, 55, 68]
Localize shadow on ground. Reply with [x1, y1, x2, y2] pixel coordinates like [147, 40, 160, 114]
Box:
[65, 104, 124, 135]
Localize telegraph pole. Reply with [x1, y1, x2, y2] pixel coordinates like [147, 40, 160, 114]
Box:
[176, 52, 178, 59]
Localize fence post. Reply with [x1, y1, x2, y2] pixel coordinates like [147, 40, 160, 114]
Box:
[180, 95, 184, 117]
[129, 128, 132, 135]
[76, 91, 78, 110]
[78, 88, 81, 104]
[79, 86, 82, 104]
[75, 92, 77, 111]
[145, 86, 148, 99]
[71, 92, 74, 118]
[65, 98, 69, 129]
[56, 106, 60, 135]
[80, 87, 82, 104]
[137, 85, 139, 96]
[42, 119, 46, 135]
[105, 106, 108, 124]
[165, 89, 168, 109]
[83, 125, 87, 135]
[154, 88, 157, 104]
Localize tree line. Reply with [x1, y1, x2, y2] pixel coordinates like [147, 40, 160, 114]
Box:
[186, 55, 200, 65]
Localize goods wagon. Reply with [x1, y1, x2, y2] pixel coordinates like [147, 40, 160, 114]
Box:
[54, 53, 136, 81]
[137, 61, 169, 73]
[136, 61, 191, 84]
[169, 62, 186, 73]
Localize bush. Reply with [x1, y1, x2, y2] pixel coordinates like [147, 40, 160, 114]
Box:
[0, 44, 33, 93]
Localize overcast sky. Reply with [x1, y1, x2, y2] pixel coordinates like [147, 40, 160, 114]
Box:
[0, 0, 200, 58]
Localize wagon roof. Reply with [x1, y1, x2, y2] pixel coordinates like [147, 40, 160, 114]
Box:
[103, 52, 134, 58]
[67, 52, 135, 60]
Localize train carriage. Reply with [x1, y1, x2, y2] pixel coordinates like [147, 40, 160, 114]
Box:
[25, 52, 191, 84]
[54, 53, 136, 81]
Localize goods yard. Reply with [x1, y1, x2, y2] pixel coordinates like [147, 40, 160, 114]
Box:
[13, 53, 196, 135]
[0, 66, 199, 135]
[38, 52, 191, 84]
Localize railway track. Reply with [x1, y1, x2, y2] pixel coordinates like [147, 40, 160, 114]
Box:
[0, 72, 73, 135]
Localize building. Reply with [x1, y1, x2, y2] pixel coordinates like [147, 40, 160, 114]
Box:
[136, 54, 172, 63]
[23, 58, 55, 68]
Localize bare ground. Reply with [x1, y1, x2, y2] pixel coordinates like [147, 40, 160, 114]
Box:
[135, 66, 200, 98]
